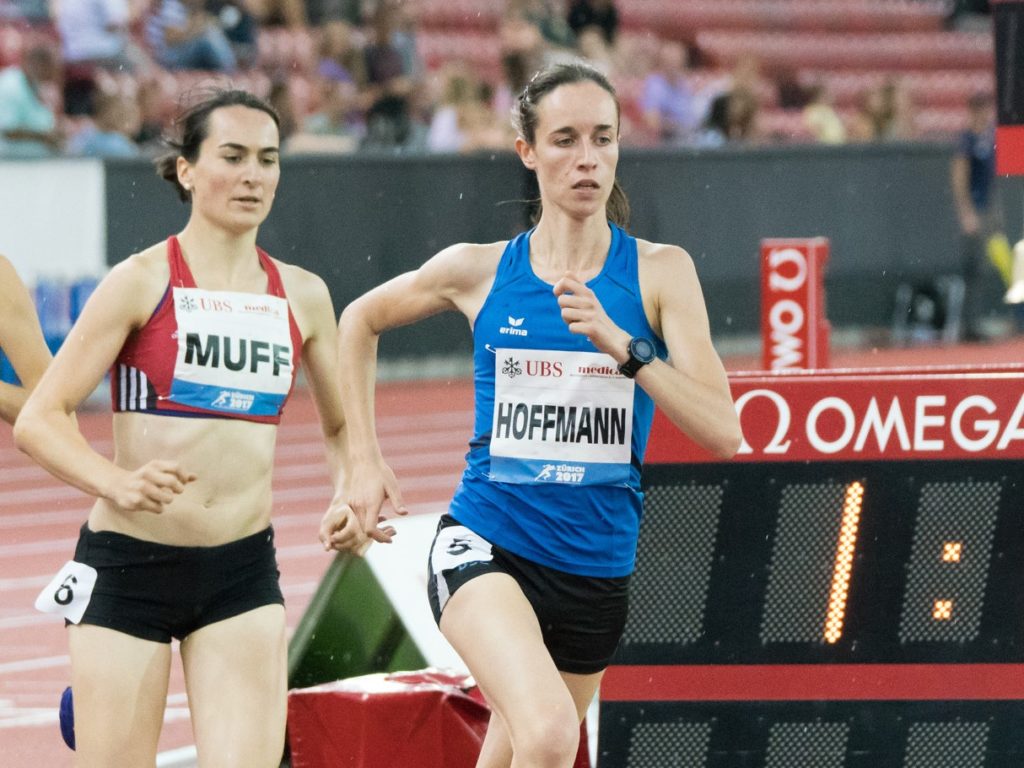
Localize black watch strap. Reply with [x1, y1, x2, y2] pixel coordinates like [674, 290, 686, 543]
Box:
[618, 337, 656, 379]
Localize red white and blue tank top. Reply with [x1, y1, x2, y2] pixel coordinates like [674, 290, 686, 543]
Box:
[110, 236, 302, 424]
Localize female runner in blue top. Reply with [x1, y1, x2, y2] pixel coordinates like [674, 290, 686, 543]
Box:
[15, 90, 373, 767]
[0, 254, 51, 424]
[322, 61, 742, 768]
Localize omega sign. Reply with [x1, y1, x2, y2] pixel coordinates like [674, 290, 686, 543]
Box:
[646, 366, 1024, 464]
[760, 238, 830, 371]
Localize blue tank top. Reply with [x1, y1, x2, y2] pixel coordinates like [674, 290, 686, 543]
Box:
[448, 223, 666, 577]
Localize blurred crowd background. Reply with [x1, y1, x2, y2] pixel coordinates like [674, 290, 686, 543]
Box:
[0, 0, 998, 159]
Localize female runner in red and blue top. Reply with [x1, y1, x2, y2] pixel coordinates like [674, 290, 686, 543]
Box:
[15, 90, 377, 768]
[323, 62, 742, 768]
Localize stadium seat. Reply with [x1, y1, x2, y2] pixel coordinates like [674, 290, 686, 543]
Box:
[795, 69, 994, 110]
[695, 30, 993, 73]
[619, 0, 947, 41]
[416, 30, 503, 84]
[416, 0, 501, 32]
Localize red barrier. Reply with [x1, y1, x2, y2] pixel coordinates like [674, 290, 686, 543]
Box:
[760, 238, 830, 370]
[288, 670, 590, 767]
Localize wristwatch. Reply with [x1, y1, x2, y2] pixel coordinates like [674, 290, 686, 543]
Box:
[618, 337, 657, 379]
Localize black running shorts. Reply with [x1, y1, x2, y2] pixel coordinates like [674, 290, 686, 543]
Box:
[427, 514, 630, 675]
[63, 524, 284, 643]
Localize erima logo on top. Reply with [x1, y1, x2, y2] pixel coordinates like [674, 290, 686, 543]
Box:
[500, 316, 528, 336]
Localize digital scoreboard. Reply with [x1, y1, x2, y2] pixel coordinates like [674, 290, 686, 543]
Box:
[600, 365, 1024, 767]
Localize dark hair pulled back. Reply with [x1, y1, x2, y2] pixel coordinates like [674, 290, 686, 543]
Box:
[154, 89, 280, 203]
[512, 60, 630, 229]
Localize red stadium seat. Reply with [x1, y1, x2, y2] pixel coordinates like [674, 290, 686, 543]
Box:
[416, 0, 501, 32]
[416, 30, 503, 84]
[619, 0, 947, 41]
[796, 69, 994, 110]
[695, 30, 993, 73]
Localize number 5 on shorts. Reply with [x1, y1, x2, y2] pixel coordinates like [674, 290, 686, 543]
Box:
[35, 561, 98, 624]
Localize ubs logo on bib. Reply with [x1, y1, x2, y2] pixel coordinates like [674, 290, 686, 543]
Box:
[502, 357, 522, 378]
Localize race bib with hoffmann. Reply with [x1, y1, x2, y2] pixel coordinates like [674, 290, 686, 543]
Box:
[490, 348, 634, 486]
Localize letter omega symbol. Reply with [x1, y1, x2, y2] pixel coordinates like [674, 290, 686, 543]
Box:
[734, 389, 792, 455]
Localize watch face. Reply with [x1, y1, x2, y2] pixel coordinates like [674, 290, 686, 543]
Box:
[631, 337, 656, 362]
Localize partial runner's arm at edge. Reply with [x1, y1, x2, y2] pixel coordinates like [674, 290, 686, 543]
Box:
[14, 257, 194, 509]
[0, 256, 52, 425]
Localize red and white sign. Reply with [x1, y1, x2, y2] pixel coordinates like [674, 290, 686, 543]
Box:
[648, 365, 1024, 463]
[760, 238, 830, 371]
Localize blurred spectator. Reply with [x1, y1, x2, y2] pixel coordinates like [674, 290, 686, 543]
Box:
[360, 2, 425, 151]
[502, 50, 532, 97]
[308, 0, 363, 26]
[492, 49, 533, 130]
[2, 0, 48, 21]
[947, 0, 991, 30]
[727, 54, 761, 102]
[503, 0, 574, 57]
[567, 0, 618, 45]
[388, 0, 424, 82]
[207, 1, 260, 68]
[500, 1, 547, 79]
[698, 88, 758, 146]
[802, 83, 846, 144]
[575, 26, 616, 75]
[640, 40, 698, 146]
[55, 0, 153, 74]
[701, 54, 761, 136]
[847, 87, 886, 142]
[951, 92, 1003, 340]
[268, 78, 298, 146]
[426, 64, 472, 153]
[146, 0, 238, 72]
[522, 0, 576, 49]
[456, 84, 512, 153]
[244, 0, 307, 28]
[774, 66, 809, 110]
[289, 76, 363, 153]
[317, 19, 367, 87]
[67, 92, 141, 157]
[132, 76, 170, 151]
[848, 78, 915, 142]
[883, 78, 916, 141]
[610, 27, 659, 77]
[0, 44, 61, 158]
[427, 63, 509, 154]
[56, 0, 151, 115]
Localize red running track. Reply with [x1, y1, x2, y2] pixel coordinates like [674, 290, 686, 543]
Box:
[0, 379, 474, 767]
[2, 336, 1023, 765]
